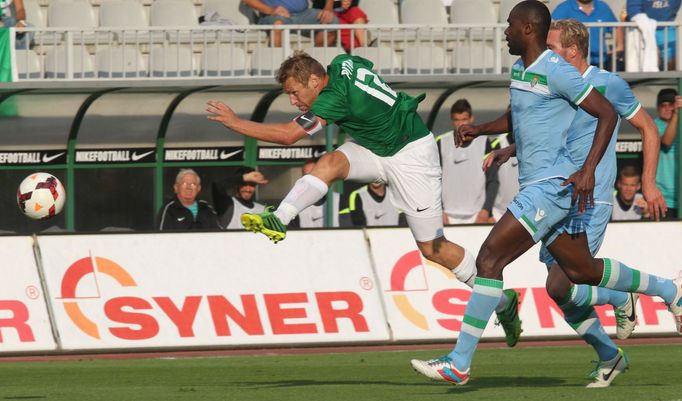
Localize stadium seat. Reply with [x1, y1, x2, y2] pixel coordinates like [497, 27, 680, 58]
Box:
[498, 0, 524, 22]
[361, 0, 413, 43]
[449, 0, 497, 40]
[47, 1, 97, 28]
[100, 1, 148, 28]
[201, 0, 254, 25]
[450, 0, 496, 24]
[250, 47, 288, 76]
[202, 44, 248, 77]
[44, 46, 96, 78]
[403, 45, 448, 74]
[150, 45, 196, 77]
[201, 0, 262, 43]
[352, 46, 402, 75]
[400, 0, 448, 25]
[15, 49, 42, 79]
[24, 0, 46, 28]
[303, 47, 345, 68]
[150, 0, 200, 42]
[96, 46, 147, 78]
[452, 42, 496, 74]
[99, 0, 155, 43]
[47, 0, 99, 44]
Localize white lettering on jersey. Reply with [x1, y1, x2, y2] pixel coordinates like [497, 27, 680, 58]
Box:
[341, 59, 354, 79]
[354, 68, 398, 106]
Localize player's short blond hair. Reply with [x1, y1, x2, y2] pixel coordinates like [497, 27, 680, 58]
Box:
[276, 51, 327, 86]
[550, 19, 589, 60]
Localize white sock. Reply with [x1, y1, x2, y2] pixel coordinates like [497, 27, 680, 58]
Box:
[274, 175, 328, 225]
[452, 249, 477, 288]
[452, 249, 509, 312]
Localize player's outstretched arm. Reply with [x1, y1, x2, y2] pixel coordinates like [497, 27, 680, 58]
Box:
[563, 90, 617, 213]
[628, 109, 667, 220]
[207, 100, 315, 145]
[456, 110, 512, 147]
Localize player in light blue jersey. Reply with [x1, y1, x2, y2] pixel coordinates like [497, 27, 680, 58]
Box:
[483, 18, 668, 388]
[411, 0, 682, 387]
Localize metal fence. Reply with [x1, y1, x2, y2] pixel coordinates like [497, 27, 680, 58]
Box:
[8, 21, 682, 82]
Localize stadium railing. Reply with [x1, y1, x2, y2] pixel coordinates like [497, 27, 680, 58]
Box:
[5, 21, 682, 86]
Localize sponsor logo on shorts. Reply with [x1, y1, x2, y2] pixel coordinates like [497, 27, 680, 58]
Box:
[534, 208, 545, 222]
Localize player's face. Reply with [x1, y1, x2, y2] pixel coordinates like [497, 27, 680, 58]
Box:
[546, 29, 567, 58]
[284, 76, 319, 113]
[658, 101, 675, 121]
[617, 175, 640, 202]
[174, 174, 200, 205]
[504, 11, 525, 55]
[238, 183, 256, 201]
[451, 112, 473, 129]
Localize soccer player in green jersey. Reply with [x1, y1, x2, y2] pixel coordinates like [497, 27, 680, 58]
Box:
[206, 51, 522, 346]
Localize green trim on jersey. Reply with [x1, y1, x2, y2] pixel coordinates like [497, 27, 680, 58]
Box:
[311, 54, 430, 157]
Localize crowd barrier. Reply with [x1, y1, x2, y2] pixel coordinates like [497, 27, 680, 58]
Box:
[3, 21, 682, 84]
[1, 221, 680, 354]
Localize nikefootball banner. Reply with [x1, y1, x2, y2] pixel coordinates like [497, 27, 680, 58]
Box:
[0, 27, 16, 82]
[74, 148, 156, 164]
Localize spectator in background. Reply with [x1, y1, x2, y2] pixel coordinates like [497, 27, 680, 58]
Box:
[612, 165, 648, 220]
[312, 0, 368, 50]
[626, 0, 681, 70]
[157, 169, 220, 231]
[339, 182, 405, 227]
[438, 99, 498, 225]
[243, 0, 337, 47]
[1, 0, 30, 49]
[551, 0, 618, 68]
[213, 167, 267, 229]
[291, 157, 341, 228]
[654, 88, 681, 218]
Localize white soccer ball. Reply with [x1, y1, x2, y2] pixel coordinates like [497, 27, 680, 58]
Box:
[16, 172, 66, 220]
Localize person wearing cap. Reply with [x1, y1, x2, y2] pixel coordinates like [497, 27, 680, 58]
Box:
[212, 167, 268, 229]
[654, 88, 681, 218]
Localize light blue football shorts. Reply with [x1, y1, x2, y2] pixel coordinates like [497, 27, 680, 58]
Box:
[507, 177, 573, 245]
[539, 201, 612, 268]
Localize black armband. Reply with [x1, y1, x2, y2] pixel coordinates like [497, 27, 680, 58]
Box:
[294, 111, 323, 135]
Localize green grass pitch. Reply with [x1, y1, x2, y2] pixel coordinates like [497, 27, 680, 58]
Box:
[0, 343, 680, 401]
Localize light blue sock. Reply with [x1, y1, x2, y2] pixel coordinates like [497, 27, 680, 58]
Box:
[447, 277, 503, 371]
[561, 302, 618, 361]
[569, 284, 628, 308]
[600, 258, 676, 304]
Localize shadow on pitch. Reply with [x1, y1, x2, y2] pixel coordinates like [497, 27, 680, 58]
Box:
[445, 376, 567, 393]
[236, 376, 566, 390]
[237, 379, 445, 389]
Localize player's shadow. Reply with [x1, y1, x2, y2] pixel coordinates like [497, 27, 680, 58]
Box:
[237, 379, 442, 389]
[446, 376, 566, 393]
